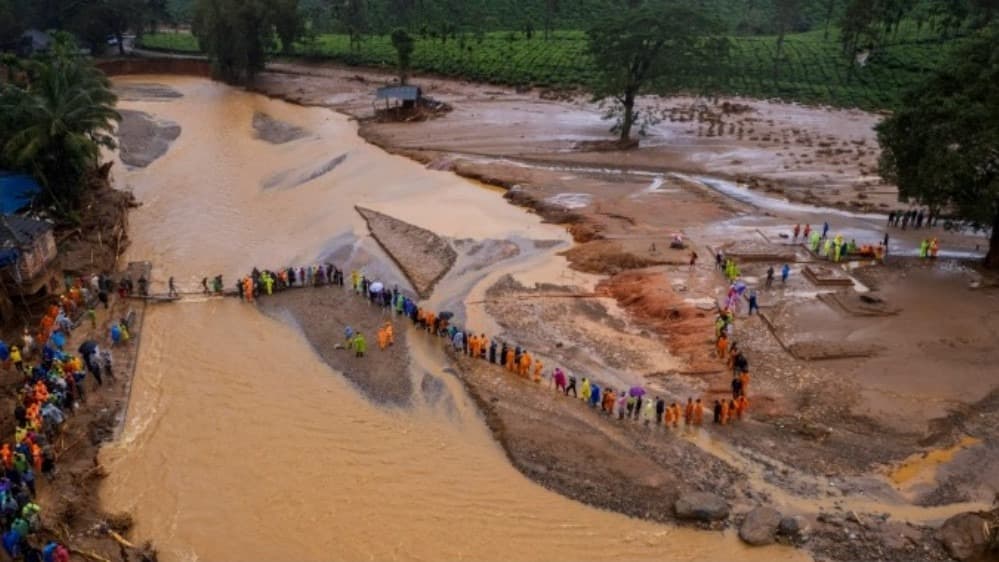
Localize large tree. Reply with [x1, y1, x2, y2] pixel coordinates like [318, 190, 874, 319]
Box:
[773, 0, 801, 83]
[876, 25, 999, 268]
[390, 28, 414, 85]
[0, 33, 120, 218]
[192, 0, 274, 84]
[587, 2, 720, 143]
[272, 0, 301, 54]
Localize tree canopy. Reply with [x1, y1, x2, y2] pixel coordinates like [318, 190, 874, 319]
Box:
[192, 0, 300, 84]
[587, 2, 722, 142]
[390, 28, 414, 85]
[0, 33, 120, 219]
[876, 25, 999, 267]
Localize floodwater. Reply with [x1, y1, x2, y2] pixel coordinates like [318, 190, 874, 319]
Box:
[98, 77, 807, 561]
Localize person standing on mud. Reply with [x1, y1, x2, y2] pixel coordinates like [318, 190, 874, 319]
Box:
[168, 277, 178, 298]
[489, 340, 497, 364]
[748, 289, 759, 315]
[781, 264, 790, 284]
[713, 400, 722, 424]
[715, 252, 723, 270]
[565, 375, 577, 397]
[793, 224, 800, 241]
[655, 396, 665, 424]
[352, 332, 367, 358]
[821, 222, 829, 239]
[765, 266, 774, 289]
[689, 250, 698, 271]
[633, 395, 642, 420]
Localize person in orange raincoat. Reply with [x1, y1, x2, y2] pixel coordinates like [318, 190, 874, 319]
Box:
[720, 400, 730, 425]
[518, 352, 532, 378]
[1, 443, 12, 470]
[30, 443, 43, 473]
[602, 389, 616, 414]
[739, 370, 751, 397]
[504, 348, 515, 371]
[684, 398, 695, 426]
[735, 395, 749, 419]
[693, 399, 704, 425]
[669, 403, 681, 427]
[664, 404, 676, 426]
[477, 334, 488, 359]
[716, 335, 728, 359]
[532, 360, 543, 383]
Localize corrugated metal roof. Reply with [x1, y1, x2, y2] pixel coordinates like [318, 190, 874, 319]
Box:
[0, 215, 53, 248]
[375, 85, 421, 101]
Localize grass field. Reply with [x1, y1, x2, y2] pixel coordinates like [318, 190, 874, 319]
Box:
[139, 24, 962, 110]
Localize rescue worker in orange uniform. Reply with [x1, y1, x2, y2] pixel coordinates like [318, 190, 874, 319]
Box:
[518, 351, 532, 378]
[693, 399, 704, 425]
[716, 334, 728, 359]
[505, 348, 516, 372]
[532, 360, 543, 383]
[739, 370, 750, 397]
[668, 403, 681, 427]
[735, 395, 749, 419]
[684, 398, 695, 426]
[720, 399, 730, 425]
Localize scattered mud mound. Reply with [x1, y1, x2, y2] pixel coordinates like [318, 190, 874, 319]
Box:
[262, 153, 348, 190]
[117, 109, 181, 168]
[112, 82, 183, 101]
[59, 170, 136, 276]
[787, 340, 883, 361]
[258, 287, 412, 405]
[252, 111, 309, 144]
[596, 271, 717, 373]
[356, 206, 456, 298]
[453, 238, 520, 275]
[560, 240, 672, 275]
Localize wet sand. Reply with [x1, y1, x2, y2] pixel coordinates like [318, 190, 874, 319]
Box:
[258, 285, 413, 405]
[117, 109, 181, 168]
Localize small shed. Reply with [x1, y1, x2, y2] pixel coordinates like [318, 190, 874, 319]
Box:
[0, 215, 59, 295]
[375, 85, 422, 109]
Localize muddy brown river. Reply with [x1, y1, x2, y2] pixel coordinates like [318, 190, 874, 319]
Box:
[98, 76, 806, 561]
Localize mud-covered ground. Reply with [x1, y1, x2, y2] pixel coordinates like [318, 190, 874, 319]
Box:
[100, 58, 999, 560]
[258, 286, 413, 405]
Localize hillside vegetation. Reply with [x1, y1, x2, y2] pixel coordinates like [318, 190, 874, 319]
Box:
[140, 21, 963, 110]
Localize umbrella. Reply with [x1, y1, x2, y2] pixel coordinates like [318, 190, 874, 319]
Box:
[370, 282, 384, 293]
[78, 340, 98, 356]
[629, 386, 646, 397]
[438, 311, 454, 320]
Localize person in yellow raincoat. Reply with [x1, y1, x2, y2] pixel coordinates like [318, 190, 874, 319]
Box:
[580, 378, 591, 402]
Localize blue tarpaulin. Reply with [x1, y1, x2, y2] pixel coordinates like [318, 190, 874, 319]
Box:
[0, 172, 41, 214]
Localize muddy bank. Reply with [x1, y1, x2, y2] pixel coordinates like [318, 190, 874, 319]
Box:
[258, 286, 412, 405]
[446, 348, 744, 525]
[117, 110, 181, 168]
[0, 285, 154, 560]
[356, 206, 456, 298]
[97, 57, 211, 78]
[251, 112, 308, 144]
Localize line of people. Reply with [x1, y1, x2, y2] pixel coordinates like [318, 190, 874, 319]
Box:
[887, 209, 938, 230]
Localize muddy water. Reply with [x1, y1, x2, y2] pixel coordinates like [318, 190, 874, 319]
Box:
[99, 77, 806, 561]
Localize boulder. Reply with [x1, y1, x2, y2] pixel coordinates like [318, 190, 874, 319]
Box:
[937, 512, 993, 561]
[778, 515, 810, 539]
[740, 507, 783, 546]
[674, 492, 730, 522]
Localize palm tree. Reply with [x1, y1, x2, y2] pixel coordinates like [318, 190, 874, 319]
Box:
[0, 36, 119, 219]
